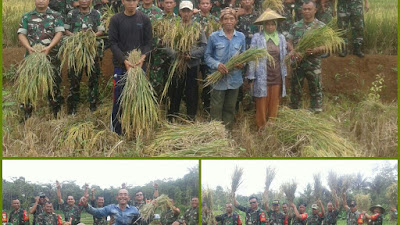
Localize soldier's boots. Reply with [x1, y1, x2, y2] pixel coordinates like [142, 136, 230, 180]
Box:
[53, 105, 61, 119]
[339, 48, 348, 57]
[20, 103, 33, 121]
[67, 105, 77, 115]
[353, 46, 365, 58]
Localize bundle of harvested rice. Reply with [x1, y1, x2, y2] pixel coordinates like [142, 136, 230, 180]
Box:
[15, 44, 55, 108]
[385, 183, 398, 206]
[231, 166, 244, 195]
[313, 173, 322, 200]
[58, 30, 98, 77]
[281, 181, 297, 203]
[202, 189, 217, 225]
[145, 121, 238, 157]
[118, 50, 159, 139]
[63, 121, 97, 151]
[354, 194, 371, 212]
[269, 107, 360, 157]
[337, 175, 352, 196]
[101, 5, 115, 32]
[262, 0, 284, 13]
[327, 171, 339, 193]
[292, 19, 344, 58]
[141, 195, 173, 221]
[205, 19, 220, 37]
[265, 166, 277, 191]
[204, 48, 273, 87]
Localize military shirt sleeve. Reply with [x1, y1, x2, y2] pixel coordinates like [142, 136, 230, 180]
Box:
[235, 204, 248, 213]
[287, 24, 295, 42]
[17, 14, 29, 35]
[54, 12, 65, 33]
[64, 11, 73, 30]
[96, 10, 105, 32]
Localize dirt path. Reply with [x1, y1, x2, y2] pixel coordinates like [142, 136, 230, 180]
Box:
[3, 48, 398, 102]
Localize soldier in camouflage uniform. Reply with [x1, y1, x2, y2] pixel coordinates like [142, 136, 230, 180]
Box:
[8, 199, 29, 225]
[56, 181, 86, 225]
[160, 199, 180, 225]
[307, 201, 324, 225]
[181, 197, 199, 225]
[92, 0, 111, 11]
[288, 1, 325, 113]
[315, 0, 334, 24]
[337, 0, 369, 57]
[215, 203, 243, 225]
[210, 0, 223, 17]
[342, 193, 364, 225]
[364, 205, 385, 225]
[281, 203, 292, 225]
[90, 188, 107, 225]
[264, 200, 285, 225]
[64, 0, 105, 114]
[233, 195, 267, 225]
[289, 202, 308, 225]
[36, 202, 63, 225]
[49, 0, 79, 20]
[324, 191, 339, 225]
[279, 0, 296, 39]
[17, 0, 65, 119]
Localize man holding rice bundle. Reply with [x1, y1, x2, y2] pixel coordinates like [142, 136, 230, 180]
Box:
[172, 197, 199, 225]
[233, 195, 267, 225]
[288, 1, 325, 113]
[342, 193, 364, 225]
[108, 0, 152, 135]
[17, 0, 65, 119]
[264, 200, 285, 225]
[289, 202, 308, 225]
[215, 203, 243, 225]
[204, 7, 245, 131]
[56, 181, 86, 225]
[307, 201, 324, 225]
[324, 191, 339, 225]
[64, 0, 105, 114]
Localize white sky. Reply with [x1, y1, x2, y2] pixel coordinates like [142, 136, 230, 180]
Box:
[2, 160, 198, 188]
[202, 160, 398, 196]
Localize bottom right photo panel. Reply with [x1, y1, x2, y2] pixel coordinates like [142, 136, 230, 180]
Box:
[201, 160, 398, 225]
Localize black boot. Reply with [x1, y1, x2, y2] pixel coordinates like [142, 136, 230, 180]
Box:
[67, 106, 77, 115]
[53, 106, 61, 119]
[20, 103, 33, 121]
[353, 46, 365, 58]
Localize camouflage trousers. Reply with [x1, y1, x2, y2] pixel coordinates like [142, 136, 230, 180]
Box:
[316, 1, 334, 24]
[48, 55, 64, 111]
[147, 49, 167, 98]
[337, 0, 364, 47]
[66, 59, 101, 109]
[290, 64, 323, 112]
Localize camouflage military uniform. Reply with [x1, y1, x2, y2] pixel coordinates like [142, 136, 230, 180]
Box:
[211, 0, 224, 17]
[346, 209, 362, 225]
[279, 2, 296, 39]
[193, 13, 219, 37]
[138, 5, 163, 21]
[307, 213, 324, 225]
[337, 0, 365, 49]
[294, 0, 304, 21]
[236, 205, 267, 225]
[291, 213, 307, 225]
[316, 0, 334, 24]
[235, 11, 259, 49]
[64, 8, 104, 112]
[17, 8, 65, 116]
[182, 207, 199, 225]
[267, 210, 285, 225]
[59, 201, 84, 225]
[288, 18, 325, 112]
[324, 209, 339, 225]
[8, 209, 29, 225]
[36, 213, 62, 225]
[49, 0, 78, 20]
[92, 0, 112, 11]
[215, 212, 242, 225]
[135, 202, 146, 211]
[369, 213, 383, 225]
[160, 209, 179, 225]
[90, 200, 107, 225]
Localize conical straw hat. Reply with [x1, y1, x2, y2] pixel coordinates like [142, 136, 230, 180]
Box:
[254, 8, 286, 25]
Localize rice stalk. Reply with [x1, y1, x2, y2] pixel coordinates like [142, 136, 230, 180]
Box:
[101, 4, 115, 32]
[58, 30, 98, 77]
[337, 175, 352, 196]
[262, 0, 284, 13]
[202, 189, 217, 225]
[15, 44, 55, 108]
[265, 166, 277, 191]
[281, 181, 297, 203]
[205, 19, 220, 37]
[313, 173, 322, 200]
[63, 121, 97, 150]
[118, 50, 159, 139]
[231, 166, 244, 194]
[385, 183, 398, 207]
[327, 171, 338, 193]
[204, 48, 273, 87]
[140, 195, 173, 221]
[354, 194, 371, 212]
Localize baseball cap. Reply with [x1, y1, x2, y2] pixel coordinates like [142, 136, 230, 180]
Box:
[179, 1, 193, 10]
[39, 192, 46, 198]
[272, 200, 280, 205]
[311, 204, 318, 209]
[350, 200, 357, 207]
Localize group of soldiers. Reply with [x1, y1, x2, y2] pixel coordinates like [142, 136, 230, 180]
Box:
[3, 182, 199, 225]
[17, 0, 369, 131]
[206, 191, 388, 225]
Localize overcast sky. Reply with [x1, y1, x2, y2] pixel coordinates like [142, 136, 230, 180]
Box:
[3, 160, 198, 188]
[202, 160, 397, 196]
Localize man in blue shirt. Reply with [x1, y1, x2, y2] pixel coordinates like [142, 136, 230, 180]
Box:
[204, 7, 245, 131]
[81, 189, 141, 225]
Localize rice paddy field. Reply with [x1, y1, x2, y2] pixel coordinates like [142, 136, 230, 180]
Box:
[2, 0, 398, 157]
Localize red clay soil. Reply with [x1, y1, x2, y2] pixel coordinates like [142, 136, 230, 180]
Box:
[2, 48, 398, 102]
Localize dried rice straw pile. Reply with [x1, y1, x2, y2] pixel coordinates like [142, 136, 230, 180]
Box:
[15, 44, 55, 108]
[141, 195, 173, 221]
[313, 173, 322, 200]
[265, 166, 277, 191]
[292, 19, 344, 59]
[231, 166, 244, 195]
[385, 183, 398, 206]
[205, 48, 273, 87]
[202, 189, 217, 225]
[262, 0, 284, 13]
[281, 181, 297, 203]
[354, 194, 371, 212]
[145, 121, 238, 157]
[118, 50, 159, 139]
[58, 30, 98, 77]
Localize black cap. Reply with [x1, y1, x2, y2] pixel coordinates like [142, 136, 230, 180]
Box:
[349, 200, 357, 207]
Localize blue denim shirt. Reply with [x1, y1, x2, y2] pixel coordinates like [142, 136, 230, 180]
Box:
[86, 204, 140, 225]
[204, 29, 246, 90]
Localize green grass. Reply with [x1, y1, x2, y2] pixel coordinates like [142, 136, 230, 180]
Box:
[4, 210, 94, 225]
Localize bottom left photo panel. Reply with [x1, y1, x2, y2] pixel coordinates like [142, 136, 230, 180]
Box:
[2, 160, 199, 225]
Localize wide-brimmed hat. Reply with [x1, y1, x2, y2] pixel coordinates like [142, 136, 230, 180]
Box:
[369, 205, 385, 214]
[254, 8, 286, 25]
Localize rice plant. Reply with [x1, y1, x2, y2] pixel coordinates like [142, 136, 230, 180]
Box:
[281, 181, 297, 203]
[231, 166, 244, 195]
[140, 195, 173, 221]
[313, 173, 322, 200]
[337, 175, 352, 196]
[385, 183, 398, 207]
[101, 4, 116, 32]
[262, 0, 284, 13]
[265, 166, 277, 191]
[202, 189, 217, 225]
[15, 44, 55, 108]
[354, 194, 371, 212]
[327, 171, 338, 193]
